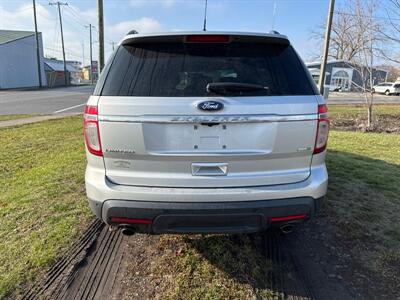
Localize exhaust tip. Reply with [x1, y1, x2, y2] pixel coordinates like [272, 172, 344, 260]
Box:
[280, 224, 295, 234]
[119, 225, 136, 236]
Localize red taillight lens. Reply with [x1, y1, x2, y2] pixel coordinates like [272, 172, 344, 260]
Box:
[313, 104, 329, 154]
[185, 35, 230, 43]
[84, 105, 102, 156]
[270, 214, 307, 223]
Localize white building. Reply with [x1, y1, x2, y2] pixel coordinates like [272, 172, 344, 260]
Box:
[44, 58, 80, 87]
[0, 30, 47, 89]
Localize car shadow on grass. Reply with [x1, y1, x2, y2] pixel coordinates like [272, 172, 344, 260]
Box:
[185, 230, 312, 299]
[185, 150, 400, 299]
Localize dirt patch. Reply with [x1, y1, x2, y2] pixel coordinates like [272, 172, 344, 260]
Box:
[22, 219, 399, 299]
[111, 230, 354, 300]
[331, 114, 400, 133]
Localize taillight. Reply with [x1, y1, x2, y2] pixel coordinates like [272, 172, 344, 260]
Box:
[185, 35, 230, 43]
[313, 104, 329, 154]
[84, 105, 102, 156]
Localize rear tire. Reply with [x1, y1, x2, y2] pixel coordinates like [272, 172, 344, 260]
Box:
[385, 89, 390, 96]
[371, 88, 375, 93]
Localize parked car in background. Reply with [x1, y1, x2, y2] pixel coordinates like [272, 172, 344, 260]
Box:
[372, 82, 400, 95]
[84, 31, 329, 236]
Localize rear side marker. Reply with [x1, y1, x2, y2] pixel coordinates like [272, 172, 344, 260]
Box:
[270, 214, 307, 223]
[110, 217, 153, 225]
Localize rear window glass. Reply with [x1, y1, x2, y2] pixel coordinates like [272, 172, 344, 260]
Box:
[100, 41, 316, 97]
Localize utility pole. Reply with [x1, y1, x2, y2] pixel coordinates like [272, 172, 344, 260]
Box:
[110, 41, 115, 51]
[97, 0, 104, 72]
[50, 1, 68, 86]
[33, 0, 42, 88]
[82, 42, 84, 68]
[318, 0, 335, 96]
[86, 24, 94, 85]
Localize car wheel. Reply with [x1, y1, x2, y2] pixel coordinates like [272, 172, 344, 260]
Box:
[371, 88, 375, 93]
[385, 90, 390, 96]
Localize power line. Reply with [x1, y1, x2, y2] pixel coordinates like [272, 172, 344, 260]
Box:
[335, 11, 400, 22]
[64, 5, 90, 28]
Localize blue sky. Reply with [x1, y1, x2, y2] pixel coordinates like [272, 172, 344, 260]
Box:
[0, 0, 349, 65]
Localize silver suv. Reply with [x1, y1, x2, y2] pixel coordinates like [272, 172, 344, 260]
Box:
[84, 31, 329, 235]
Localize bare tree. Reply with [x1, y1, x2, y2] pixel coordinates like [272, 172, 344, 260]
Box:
[311, 0, 386, 129]
[378, 0, 400, 64]
[310, 2, 370, 61]
[350, 0, 381, 129]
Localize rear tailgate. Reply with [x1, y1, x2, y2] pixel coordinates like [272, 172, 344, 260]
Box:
[98, 95, 318, 187]
[95, 33, 319, 188]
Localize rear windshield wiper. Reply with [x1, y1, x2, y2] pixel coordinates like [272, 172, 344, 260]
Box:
[206, 82, 269, 95]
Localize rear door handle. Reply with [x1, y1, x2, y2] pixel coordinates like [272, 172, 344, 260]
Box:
[191, 163, 228, 176]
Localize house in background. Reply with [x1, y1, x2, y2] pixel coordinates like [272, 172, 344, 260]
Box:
[44, 58, 80, 87]
[81, 61, 98, 82]
[306, 59, 388, 92]
[0, 29, 47, 89]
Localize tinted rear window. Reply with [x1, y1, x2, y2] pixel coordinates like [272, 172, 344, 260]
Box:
[100, 42, 316, 97]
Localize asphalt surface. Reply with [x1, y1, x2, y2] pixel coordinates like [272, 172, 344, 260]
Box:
[0, 86, 399, 117]
[327, 91, 400, 104]
[0, 85, 93, 115]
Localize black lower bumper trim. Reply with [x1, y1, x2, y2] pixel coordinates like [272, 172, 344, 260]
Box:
[102, 197, 323, 234]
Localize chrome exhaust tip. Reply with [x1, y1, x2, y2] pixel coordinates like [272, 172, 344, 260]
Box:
[119, 224, 136, 236]
[280, 224, 295, 234]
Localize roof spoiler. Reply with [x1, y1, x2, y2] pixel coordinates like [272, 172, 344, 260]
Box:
[121, 32, 290, 46]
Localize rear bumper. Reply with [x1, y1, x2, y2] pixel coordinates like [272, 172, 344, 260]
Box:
[85, 157, 328, 234]
[99, 197, 323, 234]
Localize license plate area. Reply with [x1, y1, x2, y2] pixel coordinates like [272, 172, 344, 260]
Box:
[193, 124, 227, 150]
[142, 122, 276, 154]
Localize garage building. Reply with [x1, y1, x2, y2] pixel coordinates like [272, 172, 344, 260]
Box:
[0, 29, 47, 89]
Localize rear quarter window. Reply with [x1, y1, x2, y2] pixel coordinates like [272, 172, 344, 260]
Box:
[98, 41, 316, 97]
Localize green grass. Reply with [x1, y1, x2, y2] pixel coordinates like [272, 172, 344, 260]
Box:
[0, 115, 36, 122]
[156, 130, 400, 297]
[0, 116, 92, 298]
[329, 104, 400, 118]
[326, 131, 400, 288]
[154, 234, 274, 299]
[1, 115, 399, 297]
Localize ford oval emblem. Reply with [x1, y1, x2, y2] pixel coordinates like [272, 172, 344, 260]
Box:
[197, 101, 224, 112]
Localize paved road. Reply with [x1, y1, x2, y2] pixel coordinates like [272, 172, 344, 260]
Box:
[328, 92, 400, 104]
[0, 85, 93, 115]
[1, 86, 399, 116]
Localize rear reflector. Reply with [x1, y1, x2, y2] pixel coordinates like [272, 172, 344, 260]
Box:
[270, 214, 307, 223]
[185, 35, 230, 43]
[110, 217, 153, 225]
